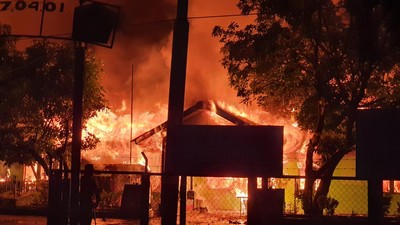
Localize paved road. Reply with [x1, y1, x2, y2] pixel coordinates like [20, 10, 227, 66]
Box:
[0, 215, 158, 225]
[0, 215, 47, 225]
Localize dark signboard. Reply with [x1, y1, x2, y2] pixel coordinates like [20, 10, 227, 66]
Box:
[165, 125, 283, 177]
[357, 109, 400, 179]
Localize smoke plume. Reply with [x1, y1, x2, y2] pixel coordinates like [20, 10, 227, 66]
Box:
[95, 0, 244, 115]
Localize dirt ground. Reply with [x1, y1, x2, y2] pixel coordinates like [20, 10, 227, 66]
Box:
[0, 213, 247, 225]
[0, 215, 147, 225]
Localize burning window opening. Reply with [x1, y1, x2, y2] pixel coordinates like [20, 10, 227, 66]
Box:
[383, 180, 400, 194]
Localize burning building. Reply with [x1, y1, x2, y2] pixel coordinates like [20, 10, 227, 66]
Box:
[127, 100, 283, 216]
[126, 100, 358, 218]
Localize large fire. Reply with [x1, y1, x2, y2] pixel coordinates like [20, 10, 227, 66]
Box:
[84, 100, 307, 165]
[83, 100, 309, 195]
[82, 100, 168, 165]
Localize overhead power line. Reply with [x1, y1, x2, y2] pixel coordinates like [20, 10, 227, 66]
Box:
[5, 12, 256, 41]
[122, 12, 256, 27]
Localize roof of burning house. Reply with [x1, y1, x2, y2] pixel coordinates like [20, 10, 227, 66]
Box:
[131, 100, 257, 145]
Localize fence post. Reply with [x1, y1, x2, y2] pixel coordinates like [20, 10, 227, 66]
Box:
[141, 152, 150, 225]
[368, 178, 383, 225]
[140, 173, 150, 225]
[47, 169, 62, 225]
[247, 176, 257, 225]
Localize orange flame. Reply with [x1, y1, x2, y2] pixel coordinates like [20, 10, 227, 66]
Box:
[84, 100, 309, 179]
[83, 101, 167, 165]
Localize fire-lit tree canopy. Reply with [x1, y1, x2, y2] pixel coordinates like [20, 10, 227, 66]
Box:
[0, 24, 107, 177]
[213, 0, 400, 214]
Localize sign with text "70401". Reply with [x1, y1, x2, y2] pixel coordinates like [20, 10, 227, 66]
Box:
[1, 0, 77, 38]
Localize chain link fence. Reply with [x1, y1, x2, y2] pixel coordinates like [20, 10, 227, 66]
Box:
[266, 177, 368, 216]
[179, 176, 400, 224]
[184, 177, 248, 224]
[3, 169, 400, 224]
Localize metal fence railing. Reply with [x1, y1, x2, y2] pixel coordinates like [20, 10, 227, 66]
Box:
[0, 180, 39, 194]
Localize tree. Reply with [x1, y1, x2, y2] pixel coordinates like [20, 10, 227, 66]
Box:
[213, 0, 400, 214]
[0, 31, 107, 178]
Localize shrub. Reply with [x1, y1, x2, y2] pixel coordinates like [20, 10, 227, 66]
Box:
[318, 196, 339, 216]
[382, 194, 392, 216]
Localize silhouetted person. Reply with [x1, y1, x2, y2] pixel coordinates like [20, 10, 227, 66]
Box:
[79, 164, 100, 225]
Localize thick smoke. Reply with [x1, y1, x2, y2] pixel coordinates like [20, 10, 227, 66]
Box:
[95, 0, 245, 115]
[95, 0, 176, 113]
[1, 0, 247, 114]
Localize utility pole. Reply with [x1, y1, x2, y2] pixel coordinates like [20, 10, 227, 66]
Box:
[161, 0, 189, 224]
[70, 42, 85, 225]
